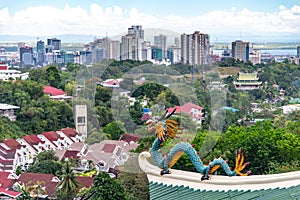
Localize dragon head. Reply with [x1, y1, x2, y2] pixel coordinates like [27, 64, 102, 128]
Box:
[146, 108, 180, 142]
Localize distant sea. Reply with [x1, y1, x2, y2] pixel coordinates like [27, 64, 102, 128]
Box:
[214, 49, 297, 56]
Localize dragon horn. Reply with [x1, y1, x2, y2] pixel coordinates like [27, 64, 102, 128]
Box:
[165, 108, 177, 119]
[157, 110, 168, 121]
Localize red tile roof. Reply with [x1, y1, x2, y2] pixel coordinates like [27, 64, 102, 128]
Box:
[2, 139, 21, 150]
[43, 86, 66, 96]
[17, 173, 59, 197]
[166, 102, 203, 115]
[60, 128, 78, 138]
[104, 79, 120, 86]
[75, 176, 94, 189]
[0, 188, 20, 198]
[119, 134, 142, 143]
[23, 134, 44, 145]
[0, 172, 16, 189]
[63, 150, 80, 159]
[102, 144, 116, 153]
[42, 131, 62, 141]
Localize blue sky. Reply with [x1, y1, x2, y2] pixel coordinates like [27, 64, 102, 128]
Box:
[0, 0, 300, 42]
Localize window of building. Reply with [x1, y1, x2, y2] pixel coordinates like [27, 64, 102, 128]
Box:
[77, 116, 85, 123]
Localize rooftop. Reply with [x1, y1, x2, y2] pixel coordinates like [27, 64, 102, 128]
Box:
[43, 86, 66, 96]
[0, 104, 20, 110]
[237, 72, 259, 81]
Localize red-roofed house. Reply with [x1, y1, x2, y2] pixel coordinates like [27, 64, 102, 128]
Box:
[12, 173, 94, 199]
[38, 131, 67, 150]
[0, 171, 20, 199]
[58, 127, 82, 144]
[17, 134, 49, 168]
[0, 139, 29, 172]
[82, 140, 138, 173]
[15, 173, 60, 199]
[75, 176, 94, 189]
[166, 102, 203, 123]
[63, 150, 80, 159]
[101, 79, 120, 88]
[43, 86, 71, 100]
[119, 134, 142, 144]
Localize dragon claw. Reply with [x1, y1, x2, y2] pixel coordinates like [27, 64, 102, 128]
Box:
[160, 169, 171, 176]
[201, 175, 211, 181]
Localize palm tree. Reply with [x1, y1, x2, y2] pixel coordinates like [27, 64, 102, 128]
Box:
[27, 181, 47, 200]
[56, 161, 80, 200]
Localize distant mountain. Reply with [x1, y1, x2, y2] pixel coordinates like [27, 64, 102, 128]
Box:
[1, 30, 299, 45]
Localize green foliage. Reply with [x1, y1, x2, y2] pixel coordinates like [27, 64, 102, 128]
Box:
[133, 135, 156, 153]
[26, 160, 62, 176]
[117, 172, 150, 200]
[102, 121, 125, 140]
[0, 117, 24, 140]
[37, 150, 59, 162]
[56, 161, 79, 200]
[27, 151, 62, 176]
[85, 130, 108, 145]
[46, 66, 62, 88]
[87, 172, 126, 200]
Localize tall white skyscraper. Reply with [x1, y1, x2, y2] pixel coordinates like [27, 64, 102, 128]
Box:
[120, 25, 144, 61]
[128, 25, 144, 40]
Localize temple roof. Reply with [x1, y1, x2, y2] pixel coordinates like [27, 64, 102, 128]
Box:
[237, 72, 259, 81]
[149, 181, 300, 200]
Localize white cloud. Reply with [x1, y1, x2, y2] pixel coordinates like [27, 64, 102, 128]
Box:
[0, 3, 299, 39]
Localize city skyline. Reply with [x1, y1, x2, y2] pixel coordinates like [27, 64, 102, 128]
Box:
[0, 0, 300, 42]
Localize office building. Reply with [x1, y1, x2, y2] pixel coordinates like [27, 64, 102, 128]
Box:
[37, 40, 45, 53]
[46, 38, 61, 53]
[297, 46, 300, 58]
[36, 40, 45, 66]
[20, 46, 33, 66]
[232, 40, 250, 62]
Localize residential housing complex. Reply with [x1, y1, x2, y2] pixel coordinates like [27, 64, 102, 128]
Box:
[0, 128, 83, 172]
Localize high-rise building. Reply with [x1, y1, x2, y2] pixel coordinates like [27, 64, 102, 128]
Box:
[167, 46, 181, 64]
[249, 50, 261, 65]
[120, 35, 143, 61]
[17, 42, 25, 54]
[297, 46, 300, 58]
[128, 25, 144, 40]
[151, 47, 163, 60]
[20, 46, 33, 66]
[91, 37, 120, 61]
[36, 40, 45, 66]
[46, 38, 61, 53]
[174, 37, 180, 47]
[232, 40, 250, 62]
[180, 31, 210, 65]
[36, 40, 45, 53]
[120, 25, 144, 61]
[154, 34, 167, 59]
